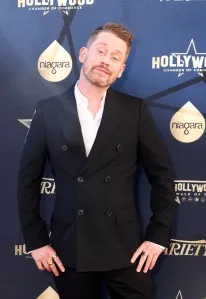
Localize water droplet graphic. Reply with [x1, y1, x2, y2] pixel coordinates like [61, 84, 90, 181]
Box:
[170, 101, 205, 143]
[38, 40, 73, 82]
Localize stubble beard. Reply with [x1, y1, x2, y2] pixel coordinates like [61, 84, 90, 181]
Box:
[83, 64, 114, 88]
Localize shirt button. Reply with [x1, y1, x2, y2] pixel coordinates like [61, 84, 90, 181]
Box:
[105, 209, 113, 217]
[78, 209, 84, 216]
[77, 177, 84, 183]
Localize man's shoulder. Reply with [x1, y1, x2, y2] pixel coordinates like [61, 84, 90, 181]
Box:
[110, 88, 142, 107]
[38, 88, 71, 108]
[37, 88, 73, 110]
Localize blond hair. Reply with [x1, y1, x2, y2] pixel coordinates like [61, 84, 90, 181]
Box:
[87, 22, 134, 59]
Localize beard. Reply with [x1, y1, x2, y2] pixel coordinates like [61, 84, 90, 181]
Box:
[82, 63, 117, 88]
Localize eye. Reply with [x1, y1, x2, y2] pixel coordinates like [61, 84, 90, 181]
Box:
[97, 49, 104, 54]
[112, 57, 119, 62]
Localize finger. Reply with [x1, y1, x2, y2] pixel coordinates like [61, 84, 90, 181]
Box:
[131, 245, 146, 263]
[149, 255, 159, 270]
[36, 261, 45, 271]
[53, 256, 65, 272]
[136, 253, 149, 272]
[42, 260, 52, 272]
[143, 253, 154, 273]
[49, 263, 60, 277]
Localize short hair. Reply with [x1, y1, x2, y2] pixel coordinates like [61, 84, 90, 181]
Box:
[87, 22, 134, 59]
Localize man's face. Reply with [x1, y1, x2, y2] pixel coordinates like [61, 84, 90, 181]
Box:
[79, 32, 128, 88]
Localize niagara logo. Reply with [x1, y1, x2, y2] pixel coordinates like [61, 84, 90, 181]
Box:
[170, 102, 205, 143]
[39, 61, 71, 74]
[17, 0, 95, 16]
[38, 40, 73, 82]
[171, 122, 203, 136]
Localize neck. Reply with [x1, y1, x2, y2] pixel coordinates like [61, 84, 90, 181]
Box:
[77, 70, 109, 102]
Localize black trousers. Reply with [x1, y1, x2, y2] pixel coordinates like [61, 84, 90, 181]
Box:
[54, 264, 153, 299]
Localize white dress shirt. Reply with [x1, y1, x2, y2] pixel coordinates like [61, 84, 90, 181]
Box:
[74, 82, 106, 157]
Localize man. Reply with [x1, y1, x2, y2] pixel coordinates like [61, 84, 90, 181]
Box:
[17, 23, 175, 299]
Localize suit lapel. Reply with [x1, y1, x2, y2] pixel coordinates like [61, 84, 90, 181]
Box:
[82, 88, 122, 172]
[58, 85, 122, 176]
[58, 85, 87, 176]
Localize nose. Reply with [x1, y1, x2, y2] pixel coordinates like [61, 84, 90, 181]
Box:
[101, 54, 110, 65]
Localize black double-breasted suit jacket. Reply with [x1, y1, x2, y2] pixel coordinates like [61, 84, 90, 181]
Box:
[17, 85, 175, 272]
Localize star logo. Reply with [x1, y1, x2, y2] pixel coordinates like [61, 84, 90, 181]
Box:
[18, 119, 32, 142]
[176, 290, 183, 299]
[171, 39, 206, 77]
[175, 196, 180, 205]
[37, 286, 59, 299]
[17, 119, 32, 129]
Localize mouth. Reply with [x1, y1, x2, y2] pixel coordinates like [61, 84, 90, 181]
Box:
[94, 67, 110, 75]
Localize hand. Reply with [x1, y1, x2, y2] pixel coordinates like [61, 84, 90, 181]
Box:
[31, 245, 65, 276]
[130, 241, 164, 273]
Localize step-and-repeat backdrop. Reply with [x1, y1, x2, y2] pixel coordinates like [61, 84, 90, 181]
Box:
[1, 0, 206, 298]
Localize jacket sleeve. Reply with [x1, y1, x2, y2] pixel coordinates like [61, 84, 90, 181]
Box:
[17, 101, 50, 251]
[138, 99, 176, 248]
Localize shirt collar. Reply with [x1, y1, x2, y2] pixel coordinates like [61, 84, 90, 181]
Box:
[74, 81, 107, 108]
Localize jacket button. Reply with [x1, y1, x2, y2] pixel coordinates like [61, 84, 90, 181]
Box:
[105, 176, 112, 183]
[77, 177, 84, 183]
[116, 144, 122, 152]
[105, 209, 113, 217]
[78, 209, 84, 215]
[62, 145, 68, 151]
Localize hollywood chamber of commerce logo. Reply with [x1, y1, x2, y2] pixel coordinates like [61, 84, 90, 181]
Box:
[170, 101, 205, 143]
[18, 119, 56, 194]
[17, 0, 95, 16]
[175, 180, 206, 204]
[152, 39, 206, 78]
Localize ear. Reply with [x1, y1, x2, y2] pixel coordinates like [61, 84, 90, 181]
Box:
[118, 64, 126, 78]
[79, 47, 87, 63]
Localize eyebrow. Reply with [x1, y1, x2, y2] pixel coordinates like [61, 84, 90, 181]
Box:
[96, 43, 123, 56]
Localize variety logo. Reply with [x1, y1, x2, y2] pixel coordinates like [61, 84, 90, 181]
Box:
[175, 180, 206, 204]
[165, 239, 206, 256]
[152, 39, 206, 77]
[41, 177, 56, 194]
[17, 0, 95, 16]
[170, 102, 205, 143]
